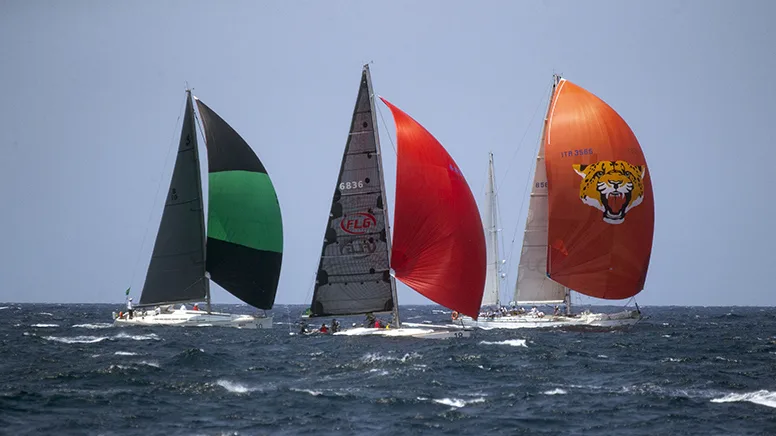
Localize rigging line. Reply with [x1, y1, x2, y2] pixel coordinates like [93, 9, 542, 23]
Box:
[374, 98, 397, 156]
[128, 93, 188, 293]
[495, 81, 553, 197]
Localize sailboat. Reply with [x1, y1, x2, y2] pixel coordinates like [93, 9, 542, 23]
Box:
[461, 75, 651, 329]
[113, 90, 283, 329]
[305, 64, 486, 339]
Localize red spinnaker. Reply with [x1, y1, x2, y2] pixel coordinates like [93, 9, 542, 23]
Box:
[545, 79, 654, 299]
[380, 97, 486, 319]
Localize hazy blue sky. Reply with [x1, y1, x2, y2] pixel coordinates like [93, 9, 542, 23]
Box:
[1, 1, 773, 307]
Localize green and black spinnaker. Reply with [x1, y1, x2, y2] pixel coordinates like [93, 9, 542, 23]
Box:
[195, 98, 283, 310]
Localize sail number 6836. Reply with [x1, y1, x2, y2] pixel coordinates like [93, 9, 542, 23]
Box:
[340, 180, 364, 190]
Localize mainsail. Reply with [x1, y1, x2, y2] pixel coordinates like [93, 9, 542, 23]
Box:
[309, 65, 396, 317]
[544, 78, 653, 299]
[139, 92, 208, 306]
[481, 152, 502, 307]
[381, 97, 486, 320]
[513, 87, 566, 305]
[195, 98, 284, 310]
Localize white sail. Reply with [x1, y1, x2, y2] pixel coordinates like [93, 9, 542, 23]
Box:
[513, 139, 566, 305]
[481, 152, 501, 307]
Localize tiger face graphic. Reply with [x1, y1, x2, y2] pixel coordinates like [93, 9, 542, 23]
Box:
[572, 160, 646, 225]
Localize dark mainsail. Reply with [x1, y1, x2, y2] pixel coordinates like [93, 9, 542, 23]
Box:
[309, 65, 397, 317]
[139, 92, 208, 306]
[195, 98, 283, 310]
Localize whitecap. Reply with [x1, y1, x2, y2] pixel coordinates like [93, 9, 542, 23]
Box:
[31, 324, 59, 328]
[479, 339, 527, 347]
[216, 380, 257, 394]
[43, 335, 108, 344]
[419, 397, 485, 408]
[72, 323, 112, 329]
[114, 351, 138, 356]
[360, 352, 421, 364]
[543, 388, 567, 395]
[42, 332, 159, 344]
[711, 390, 776, 409]
[291, 387, 322, 396]
[113, 332, 160, 341]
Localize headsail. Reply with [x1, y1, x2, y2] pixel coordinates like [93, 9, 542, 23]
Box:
[195, 98, 283, 310]
[514, 88, 566, 305]
[139, 92, 208, 306]
[545, 78, 654, 299]
[309, 65, 396, 317]
[481, 152, 501, 307]
[380, 97, 486, 319]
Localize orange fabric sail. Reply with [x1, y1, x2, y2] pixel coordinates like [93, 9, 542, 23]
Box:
[380, 97, 486, 319]
[544, 79, 654, 299]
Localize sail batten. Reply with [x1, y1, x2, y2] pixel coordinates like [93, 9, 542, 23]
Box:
[381, 97, 486, 320]
[139, 92, 208, 306]
[195, 98, 283, 310]
[309, 66, 396, 318]
[545, 78, 654, 299]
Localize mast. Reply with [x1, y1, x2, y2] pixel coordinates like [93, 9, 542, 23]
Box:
[482, 151, 501, 307]
[189, 88, 211, 314]
[366, 64, 401, 328]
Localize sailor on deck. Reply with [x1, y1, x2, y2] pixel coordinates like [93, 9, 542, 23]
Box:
[126, 298, 134, 319]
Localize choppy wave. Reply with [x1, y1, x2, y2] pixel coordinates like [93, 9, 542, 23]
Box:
[2, 304, 775, 434]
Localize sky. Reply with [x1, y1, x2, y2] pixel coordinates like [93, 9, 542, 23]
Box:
[1, 0, 773, 307]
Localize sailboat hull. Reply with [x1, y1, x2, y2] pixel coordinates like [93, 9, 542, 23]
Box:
[459, 309, 641, 329]
[112, 309, 272, 329]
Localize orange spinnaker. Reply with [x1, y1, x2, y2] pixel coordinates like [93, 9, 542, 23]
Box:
[380, 97, 486, 319]
[545, 80, 654, 299]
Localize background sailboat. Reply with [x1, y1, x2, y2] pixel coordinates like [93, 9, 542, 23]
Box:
[114, 90, 283, 329]
[306, 65, 485, 338]
[462, 75, 650, 329]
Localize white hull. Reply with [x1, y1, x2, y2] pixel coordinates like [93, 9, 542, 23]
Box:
[460, 309, 641, 329]
[333, 325, 471, 339]
[113, 309, 271, 329]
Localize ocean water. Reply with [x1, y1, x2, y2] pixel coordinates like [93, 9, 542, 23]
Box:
[0, 304, 774, 435]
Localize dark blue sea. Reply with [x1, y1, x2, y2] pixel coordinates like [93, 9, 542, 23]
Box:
[1, 304, 775, 435]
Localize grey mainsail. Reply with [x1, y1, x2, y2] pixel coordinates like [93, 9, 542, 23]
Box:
[139, 92, 208, 306]
[309, 65, 396, 317]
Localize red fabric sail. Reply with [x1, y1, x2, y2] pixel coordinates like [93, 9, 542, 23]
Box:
[544, 79, 654, 299]
[380, 97, 486, 319]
